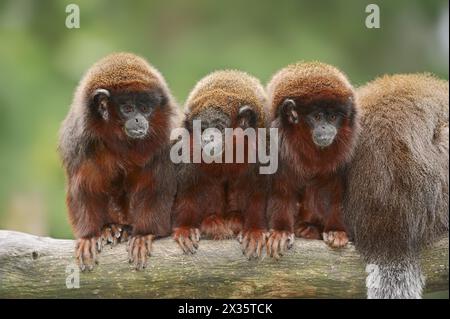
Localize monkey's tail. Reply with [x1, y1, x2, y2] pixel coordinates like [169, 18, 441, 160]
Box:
[365, 256, 425, 299]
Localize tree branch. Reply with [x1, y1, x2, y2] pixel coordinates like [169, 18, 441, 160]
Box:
[0, 230, 447, 298]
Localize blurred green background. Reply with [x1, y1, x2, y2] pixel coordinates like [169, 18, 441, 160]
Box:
[0, 0, 448, 239]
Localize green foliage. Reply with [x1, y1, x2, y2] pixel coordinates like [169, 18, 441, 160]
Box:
[0, 0, 448, 238]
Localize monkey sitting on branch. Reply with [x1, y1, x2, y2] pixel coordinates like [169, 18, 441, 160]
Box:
[344, 74, 449, 299]
[265, 62, 360, 259]
[59, 52, 179, 270]
[171, 70, 271, 259]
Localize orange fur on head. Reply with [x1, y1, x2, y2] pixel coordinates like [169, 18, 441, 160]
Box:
[185, 70, 267, 127]
[267, 61, 354, 118]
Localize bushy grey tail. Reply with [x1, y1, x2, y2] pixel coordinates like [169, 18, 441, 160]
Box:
[365, 259, 425, 299]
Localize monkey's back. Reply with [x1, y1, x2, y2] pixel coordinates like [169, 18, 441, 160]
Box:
[344, 74, 449, 262]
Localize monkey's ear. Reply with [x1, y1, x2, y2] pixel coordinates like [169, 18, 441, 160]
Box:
[237, 105, 257, 129]
[159, 93, 168, 107]
[280, 98, 299, 124]
[151, 87, 168, 107]
[92, 89, 110, 121]
[183, 117, 192, 131]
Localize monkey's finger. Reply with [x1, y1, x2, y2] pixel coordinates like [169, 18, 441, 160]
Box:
[237, 232, 243, 244]
[78, 253, 86, 272]
[322, 232, 329, 243]
[256, 236, 265, 258]
[111, 224, 121, 237]
[111, 225, 122, 246]
[82, 239, 92, 270]
[279, 234, 288, 254]
[184, 237, 197, 254]
[266, 235, 274, 257]
[131, 239, 141, 266]
[327, 231, 335, 243]
[146, 235, 154, 256]
[107, 228, 114, 243]
[126, 237, 133, 253]
[75, 240, 80, 253]
[271, 237, 281, 260]
[90, 238, 99, 265]
[245, 239, 256, 259]
[194, 228, 201, 242]
[119, 227, 130, 243]
[241, 234, 250, 253]
[132, 247, 141, 270]
[190, 229, 200, 247]
[96, 237, 103, 252]
[243, 235, 253, 258]
[287, 233, 295, 249]
[128, 237, 136, 263]
[75, 244, 86, 272]
[250, 236, 260, 259]
[181, 237, 194, 254]
[121, 229, 130, 243]
[137, 245, 147, 270]
[176, 236, 190, 254]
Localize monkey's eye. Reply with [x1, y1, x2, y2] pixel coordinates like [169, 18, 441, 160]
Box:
[329, 114, 336, 121]
[314, 114, 321, 121]
[120, 105, 135, 115]
[139, 104, 151, 114]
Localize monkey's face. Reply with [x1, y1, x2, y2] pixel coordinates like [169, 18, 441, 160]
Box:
[185, 105, 258, 161]
[280, 98, 352, 148]
[91, 88, 166, 140]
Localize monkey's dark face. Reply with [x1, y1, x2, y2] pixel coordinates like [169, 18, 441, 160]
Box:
[185, 105, 258, 160]
[280, 98, 351, 148]
[91, 88, 166, 139]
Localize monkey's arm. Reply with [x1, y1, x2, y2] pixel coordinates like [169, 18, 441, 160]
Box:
[321, 174, 349, 248]
[172, 164, 205, 254]
[239, 172, 268, 259]
[66, 174, 109, 271]
[127, 152, 176, 270]
[266, 172, 297, 259]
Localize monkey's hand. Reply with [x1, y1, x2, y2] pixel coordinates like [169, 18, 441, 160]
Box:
[173, 227, 200, 254]
[100, 224, 131, 247]
[323, 231, 349, 248]
[267, 230, 294, 260]
[295, 222, 321, 240]
[127, 234, 154, 270]
[238, 229, 267, 259]
[75, 237, 102, 271]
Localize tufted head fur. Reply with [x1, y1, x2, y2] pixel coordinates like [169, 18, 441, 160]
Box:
[267, 62, 355, 118]
[185, 70, 268, 128]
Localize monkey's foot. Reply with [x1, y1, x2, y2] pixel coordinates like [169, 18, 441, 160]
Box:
[173, 227, 200, 254]
[75, 237, 102, 271]
[100, 224, 131, 247]
[295, 223, 321, 240]
[200, 215, 234, 240]
[127, 234, 154, 270]
[267, 230, 294, 260]
[323, 231, 349, 248]
[225, 212, 244, 236]
[238, 229, 267, 259]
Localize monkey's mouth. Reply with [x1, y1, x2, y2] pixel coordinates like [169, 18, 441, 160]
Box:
[313, 135, 335, 148]
[125, 129, 147, 139]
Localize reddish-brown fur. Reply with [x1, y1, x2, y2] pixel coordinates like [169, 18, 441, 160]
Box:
[59, 53, 179, 270]
[266, 62, 359, 257]
[172, 70, 269, 258]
